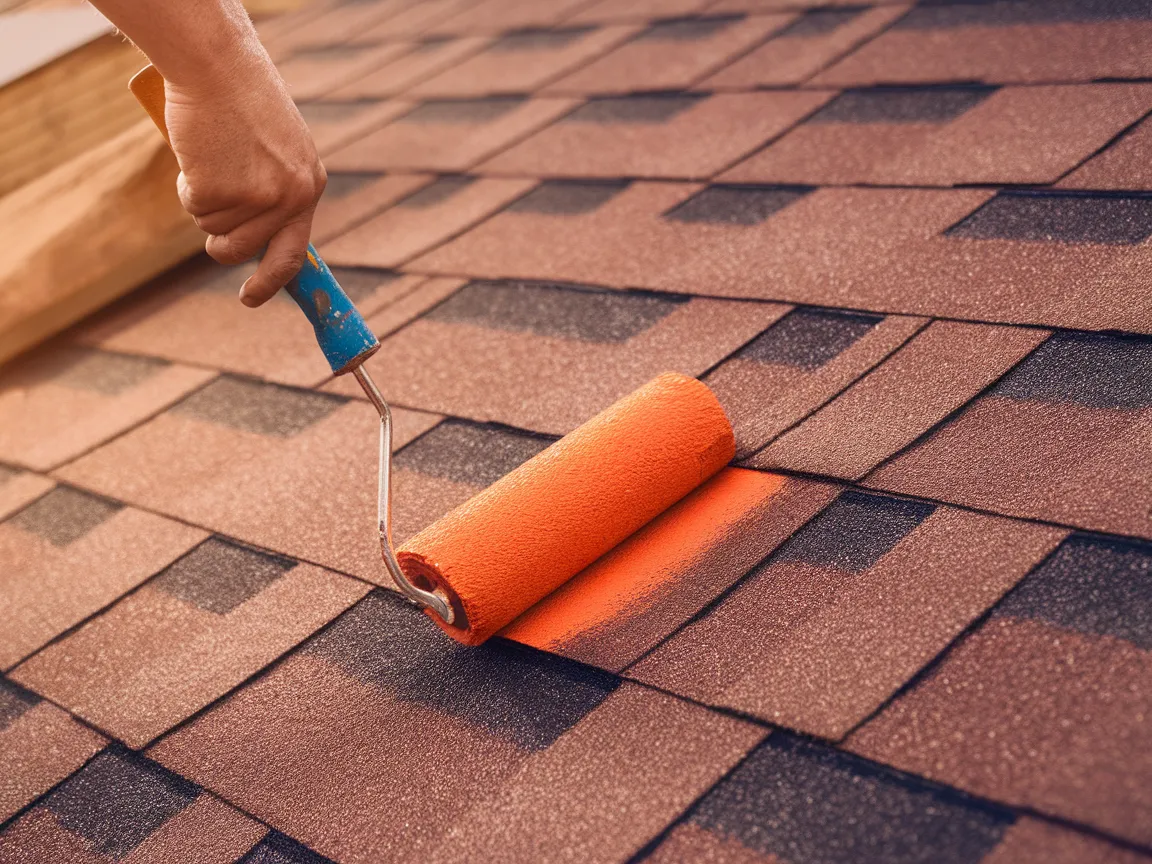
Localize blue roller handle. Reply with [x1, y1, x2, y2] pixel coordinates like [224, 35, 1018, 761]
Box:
[286, 245, 380, 375]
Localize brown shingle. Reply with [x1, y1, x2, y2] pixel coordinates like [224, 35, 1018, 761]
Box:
[424, 0, 594, 36]
[813, 2, 1152, 85]
[322, 177, 537, 268]
[567, 0, 718, 25]
[11, 539, 369, 747]
[700, 6, 909, 88]
[0, 677, 105, 823]
[866, 331, 1152, 539]
[278, 42, 414, 101]
[632, 491, 1066, 739]
[329, 36, 493, 99]
[0, 346, 215, 472]
[54, 376, 441, 581]
[0, 492, 207, 669]
[480, 91, 833, 179]
[312, 172, 434, 243]
[75, 257, 427, 387]
[753, 321, 1050, 479]
[406, 26, 639, 97]
[149, 590, 765, 864]
[0, 748, 265, 862]
[848, 533, 1152, 846]
[541, 14, 796, 94]
[1058, 114, 1152, 191]
[722, 84, 1152, 186]
[706, 308, 927, 458]
[325, 281, 787, 434]
[325, 96, 579, 172]
[0, 468, 54, 522]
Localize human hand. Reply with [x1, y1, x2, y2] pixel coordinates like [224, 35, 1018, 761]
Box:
[164, 45, 326, 307]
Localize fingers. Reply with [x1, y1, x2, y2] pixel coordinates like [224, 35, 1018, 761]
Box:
[239, 217, 314, 307]
[204, 206, 295, 266]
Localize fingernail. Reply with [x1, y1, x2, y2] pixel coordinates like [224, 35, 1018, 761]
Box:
[239, 281, 259, 307]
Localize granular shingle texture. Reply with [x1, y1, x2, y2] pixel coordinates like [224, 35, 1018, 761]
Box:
[5, 0, 1152, 860]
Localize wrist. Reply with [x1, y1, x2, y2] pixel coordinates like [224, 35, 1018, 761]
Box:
[134, 0, 269, 95]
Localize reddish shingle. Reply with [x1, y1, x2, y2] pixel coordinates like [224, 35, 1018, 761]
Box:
[1, 488, 207, 670]
[643, 732, 1014, 864]
[0, 347, 215, 472]
[353, 0, 473, 41]
[1059, 114, 1152, 191]
[322, 177, 537, 268]
[325, 281, 787, 434]
[278, 42, 414, 101]
[632, 491, 1066, 738]
[847, 532, 1152, 846]
[724, 84, 1152, 187]
[706, 308, 927, 459]
[753, 321, 1050, 479]
[407, 26, 639, 97]
[297, 99, 412, 154]
[264, 0, 411, 55]
[0, 677, 105, 823]
[325, 96, 579, 172]
[54, 376, 441, 581]
[424, 0, 594, 35]
[329, 36, 492, 99]
[74, 258, 429, 387]
[700, 6, 909, 88]
[541, 14, 796, 94]
[0, 467, 54, 522]
[567, 0, 717, 25]
[813, 1, 1152, 85]
[149, 590, 765, 864]
[481, 91, 832, 179]
[866, 331, 1152, 539]
[12, 539, 369, 747]
[312, 172, 434, 243]
[0, 748, 266, 863]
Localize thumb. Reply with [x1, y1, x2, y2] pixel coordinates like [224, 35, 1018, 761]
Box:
[239, 218, 314, 307]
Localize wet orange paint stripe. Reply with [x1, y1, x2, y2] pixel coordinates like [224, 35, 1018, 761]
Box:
[503, 467, 788, 651]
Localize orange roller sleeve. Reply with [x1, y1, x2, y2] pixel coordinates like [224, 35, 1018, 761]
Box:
[398, 372, 736, 645]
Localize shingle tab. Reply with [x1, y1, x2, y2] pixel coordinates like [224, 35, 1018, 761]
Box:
[10, 487, 122, 547]
[810, 86, 996, 124]
[993, 331, 1152, 410]
[734, 307, 880, 368]
[43, 749, 199, 859]
[947, 193, 1152, 245]
[996, 534, 1152, 649]
[171, 376, 347, 437]
[152, 538, 298, 615]
[425, 281, 686, 342]
[393, 419, 553, 487]
[666, 185, 812, 225]
[684, 734, 1012, 864]
[774, 490, 936, 572]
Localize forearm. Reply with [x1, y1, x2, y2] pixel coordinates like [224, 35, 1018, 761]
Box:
[87, 0, 266, 89]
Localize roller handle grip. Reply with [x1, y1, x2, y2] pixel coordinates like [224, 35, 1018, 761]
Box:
[128, 65, 378, 375]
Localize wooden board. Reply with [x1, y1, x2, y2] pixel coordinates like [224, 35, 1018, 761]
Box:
[0, 120, 203, 367]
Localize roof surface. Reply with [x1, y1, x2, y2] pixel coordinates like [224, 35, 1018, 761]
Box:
[2, 0, 1152, 861]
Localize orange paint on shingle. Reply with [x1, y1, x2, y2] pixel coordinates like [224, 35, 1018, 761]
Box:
[504, 468, 786, 650]
[399, 373, 736, 645]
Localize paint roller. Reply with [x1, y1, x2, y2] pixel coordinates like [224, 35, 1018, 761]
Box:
[130, 67, 736, 645]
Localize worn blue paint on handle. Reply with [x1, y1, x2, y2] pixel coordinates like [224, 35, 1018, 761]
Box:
[285, 244, 380, 375]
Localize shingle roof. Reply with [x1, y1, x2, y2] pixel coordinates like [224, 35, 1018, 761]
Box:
[2, 0, 1151, 860]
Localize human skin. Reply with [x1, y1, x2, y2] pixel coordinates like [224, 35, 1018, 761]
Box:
[87, 0, 325, 306]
